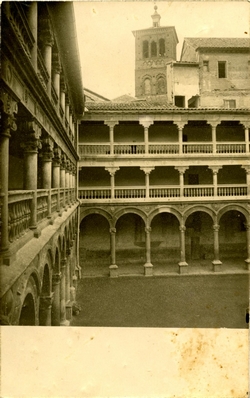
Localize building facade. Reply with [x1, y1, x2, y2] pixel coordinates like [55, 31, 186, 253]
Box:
[78, 9, 250, 278]
[0, 2, 84, 325]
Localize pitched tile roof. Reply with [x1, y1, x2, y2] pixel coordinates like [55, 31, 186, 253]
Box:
[85, 100, 178, 112]
[185, 37, 250, 50]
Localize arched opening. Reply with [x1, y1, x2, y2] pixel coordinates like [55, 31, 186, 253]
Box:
[79, 214, 110, 277]
[159, 38, 165, 56]
[185, 211, 214, 264]
[39, 264, 51, 326]
[143, 78, 151, 95]
[151, 213, 180, 271]
[143, 40, 149, 58]
[116, 213, 145, 275]
[157, 77, 166, 94]
[19, 293, 36, 326]
[219, 210, 247, 265]
[51, 248, 61, 326]
[151, 41, 157, 57]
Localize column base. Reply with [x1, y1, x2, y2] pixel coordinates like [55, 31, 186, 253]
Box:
[66, 301, 72, 321]
[60, 319, 70, 326]
[178, 262, 188, 274]
[109, 264, 118, 278]
[245, 259, 250, 270]
[30, 227, 41, 238]
[144, 263, 153, 276]
[212, 260, 222, 272]
[0, 249, 16, 266]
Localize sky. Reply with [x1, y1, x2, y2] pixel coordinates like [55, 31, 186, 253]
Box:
[74, 1, 249, 100]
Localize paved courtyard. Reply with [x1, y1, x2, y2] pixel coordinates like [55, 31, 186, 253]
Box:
[71, 272, 249, 328]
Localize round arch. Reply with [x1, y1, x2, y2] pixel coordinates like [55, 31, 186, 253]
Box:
[114, 207, 147, 227]
[80, 208, 112, 227]
[183, 206, 216, 224]
[19, 275, 39, 326]
[218, 204, 249, 223]
[148, 206, 182, 226]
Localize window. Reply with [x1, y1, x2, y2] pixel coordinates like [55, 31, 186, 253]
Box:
[218, 61, 226, 78]
[203, 60, 209, 72]
[174, 96, 185, 107]
[157, 77, 166, 94]
[151, 41, 157, 57]
[159, 39, 165, 56]
[144, 78, 151, 95]
[143, 41, 149, 58]
[224, 100, 236, 108]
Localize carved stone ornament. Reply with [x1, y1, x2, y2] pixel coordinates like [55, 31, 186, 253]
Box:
[41, 137, 54, 161]
[109, 228, 116, 234]
[53, 146, 62, 165]
[1, 91, 18, 137]
[20, 120, 42, 152]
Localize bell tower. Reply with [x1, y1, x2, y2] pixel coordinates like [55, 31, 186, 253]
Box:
[132, 6, 179, 100]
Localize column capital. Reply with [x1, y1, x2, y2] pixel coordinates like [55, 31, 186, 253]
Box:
[105, 167, 120, 176]
[242, 165, 250, 174]
[40, 294, 53, 309]
[39, 17, 54, 47]
[145, 226, 152, 233]
[52, 273, 61, 285]
[209, 121, 220, 128]
[140, 166, 155, 175]
[110, 228, 116, 234]
[179, 225, 186, 232]
[241, 122, 250, 130]
[20, 119, 42, 152]
[104, 121, 118, 128]
[175, 122, 186, 130]
[244, 223, 250, 231]
[208, 165, 222, 174]
[213, 224, 220, 232]
[41, 137, 54, 161]
[175, 166, 189, 174]
[1, 91, 18, 137]
[53, 147, 62, 166]
[61, 153, 67, 169]
[139, 116, 153, 128]
[52, 52, 62, 74]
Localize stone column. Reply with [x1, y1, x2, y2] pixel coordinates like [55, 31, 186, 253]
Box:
[105, 167, 120, 199]
[60, 81, 66, 124]
[21, 120, 42, 235]
[144, 226, 153, 276]
[176, 122, 186, 155]
[52, 147, 61, 214]
[40, 20, 54, 97]
[65, 249, 72, 321]
[60, 259, 69, 326]
[208, 166, 222, 197]
[52, 57, 61, 112]
[175, 166, 189, 198]
[210, 122, 218, 154]
[212, 223, 222, 271]
[65, 99, 70, 132]
[245, 223, 250, 270]
[0, 91, 18, 259]
[139, 120, 153, 155]
[27, 1, 38, 71]
[105, 121, 117, 156]
[39, 295, 53, 326]
[109, 228, 118, 277]
[242, 166, 250, 196]
[243, 123, 249, 154]
[41, 138, 54, 219]
[140, 167, 155, 199]
[65, 160, 70, 206]
[179, 224, 188, 274]
[60, 154, 66, 208]
[51, 273, 61, 326]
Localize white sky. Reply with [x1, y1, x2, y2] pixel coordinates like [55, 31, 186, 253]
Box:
[74, 1, 249, 100]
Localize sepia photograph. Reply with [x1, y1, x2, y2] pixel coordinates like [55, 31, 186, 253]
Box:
[0, 0, 249, 396]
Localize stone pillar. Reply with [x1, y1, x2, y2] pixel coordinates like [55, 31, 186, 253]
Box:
[105, 121, 117, 156]
[212, 223, 222, 271]
[27, 1, 38, 71]
[245, 223, 250, 270]
[210, 122, 218, 154]
[175, 166, 189, 198]
[144, 226, 153, 276]
[208, 166, 222, 197]
[179, 224, 188, 274]
[242, 166, 250, 196]
[41, 138, 54, 218]
[109, 228, 118, 277]
[243, 124, 249, 154]
[176, 123, 186, 155]
[139, 121, 152, 155]
[21, 120, 42, 234]
[60, 154, 66, 208]
[60, 81, 66, 124]
[40, 20, 54, 97]
[52, 147, 61, 214]
[39, 295, 53, 326]
[0, 91, 18, 258]
[65, 249, 72, 321]
[65, 99, 70, 131]
[60, 259, 69, 326]
[105, 167, 120, 199]
[52, 58, 61, 112]
[51, 273, 61, 326]
[140, 167, 155, 199]
[65, 160, 70, 206]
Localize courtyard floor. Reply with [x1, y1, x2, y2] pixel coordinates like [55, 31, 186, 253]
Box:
[71, 269, 249, 328]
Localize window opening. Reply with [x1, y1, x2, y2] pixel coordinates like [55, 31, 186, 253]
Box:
[218, 61, 226, 78]
[151, 41, 157, 57]
[159, 39, 165, 56]
[224, 100, 236, 109]
[203, 61, 209, 72]
[143, 41, 149, 58]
